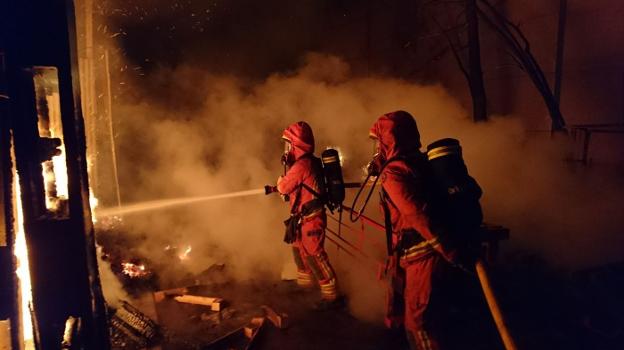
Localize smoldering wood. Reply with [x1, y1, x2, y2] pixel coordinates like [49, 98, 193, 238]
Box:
[3, 0, 109, 347]
[0, 80, 21, 350]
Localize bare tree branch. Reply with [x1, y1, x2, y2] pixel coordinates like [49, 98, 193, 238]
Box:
[432, 15, 470, 79]
[476, 0, 566, 130]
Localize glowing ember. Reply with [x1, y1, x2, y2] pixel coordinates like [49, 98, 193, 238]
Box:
[89, 191, 99, 222]
[165, 244, 193, 261]
[51, 145, 68, 199]
[33, 71, 69, 214]
[121, 262, 149, 278]
[14, 175, 35, 349]
[85, 156, 99, 223]
[41, 145, 69, 212]
[179, 245, 192, 261]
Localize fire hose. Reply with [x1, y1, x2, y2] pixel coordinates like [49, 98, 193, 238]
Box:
[474, 258, 519, 350]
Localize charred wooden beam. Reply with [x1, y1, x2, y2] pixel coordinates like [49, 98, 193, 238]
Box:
[1, 0, 109, 347]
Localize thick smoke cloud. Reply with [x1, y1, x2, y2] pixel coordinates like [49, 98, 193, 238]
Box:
[100, 53, 624, 321]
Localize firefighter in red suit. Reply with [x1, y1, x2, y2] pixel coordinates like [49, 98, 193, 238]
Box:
[368, 111, 457, 350]
[276, 121, 341, 308]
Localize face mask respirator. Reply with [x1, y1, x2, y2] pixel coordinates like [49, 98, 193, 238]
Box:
[281, 140, 295, 167]
[350, 135, 387, 222]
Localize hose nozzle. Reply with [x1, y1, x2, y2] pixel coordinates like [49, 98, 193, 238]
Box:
[264, 185, 278, 195]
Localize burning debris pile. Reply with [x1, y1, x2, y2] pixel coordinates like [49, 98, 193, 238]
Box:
[94, 218, 212, 297]
[102, 256, 294, 349]
[96, 226, 158, 296]
[121, 261, 151, 279]
[94, 219, 295, 349]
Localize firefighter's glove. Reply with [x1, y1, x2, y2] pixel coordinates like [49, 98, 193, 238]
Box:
[275, 177, 290, 201]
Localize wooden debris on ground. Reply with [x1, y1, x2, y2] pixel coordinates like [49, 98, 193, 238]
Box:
[204, 316, 266, 350]
[261, 305, 289, 329]
[173, 295, 224, 311]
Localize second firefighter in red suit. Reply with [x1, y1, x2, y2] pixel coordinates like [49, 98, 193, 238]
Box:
[276, 121, 341, 307]
[368, 111, 457, 350]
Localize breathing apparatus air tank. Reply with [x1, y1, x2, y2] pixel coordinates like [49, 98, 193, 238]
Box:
[426, 138, 483, 238]
[426, 138, 465, 188]
[321, 148, 345, 211]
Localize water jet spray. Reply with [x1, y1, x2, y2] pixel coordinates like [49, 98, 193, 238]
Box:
[96, 188, 266, 217]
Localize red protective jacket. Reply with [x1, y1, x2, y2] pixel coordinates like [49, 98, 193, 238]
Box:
[277, 122, 324, 215]
[371, 111, 455, 263]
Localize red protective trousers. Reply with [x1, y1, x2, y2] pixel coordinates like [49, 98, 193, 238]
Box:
[291, 212, 338, 300]
[385, 255, 439, 350]
[403, 257, 435, 331]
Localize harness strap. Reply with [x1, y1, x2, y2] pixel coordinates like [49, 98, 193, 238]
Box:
[380, 189, 394, 257]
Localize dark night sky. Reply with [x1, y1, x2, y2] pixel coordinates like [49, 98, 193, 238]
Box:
[100, 0, 425, 80]
[98, 0, 624, 125]
[104, 0, 347, 76]
[96, 0, 429, 110]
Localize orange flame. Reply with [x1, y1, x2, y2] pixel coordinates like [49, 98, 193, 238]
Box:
[14, 175, 35, 349]
[86, 157, 98, 222]
[178, 245, 192, 261]
[121, 262, 149, 278]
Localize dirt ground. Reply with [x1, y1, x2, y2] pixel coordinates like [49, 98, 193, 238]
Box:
[101, 222, 624, 350]
[146, 279, 408, 350]
[124, 258, 624, 350]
